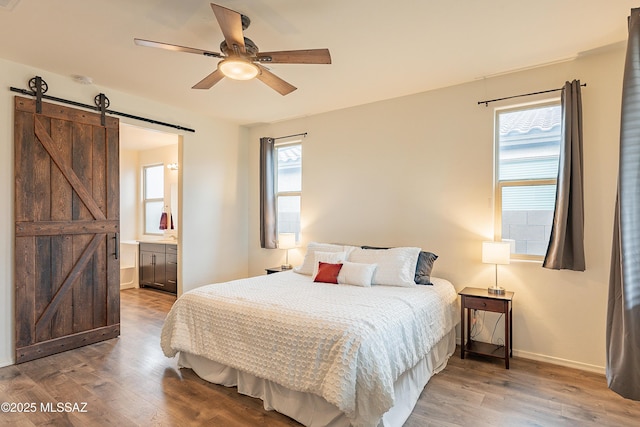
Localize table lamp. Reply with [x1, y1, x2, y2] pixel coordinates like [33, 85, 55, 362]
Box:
[278, 233, 296, 270]
[482, 241, 510, 295]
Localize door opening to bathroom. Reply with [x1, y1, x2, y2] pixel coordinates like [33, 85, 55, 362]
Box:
[119, 123, 180, 298]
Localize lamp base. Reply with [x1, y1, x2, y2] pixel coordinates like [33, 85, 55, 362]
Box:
[281, 264, 292, 270]
[488, 286, 505, 295]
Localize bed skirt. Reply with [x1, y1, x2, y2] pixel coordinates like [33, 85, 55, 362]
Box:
[178, 327, 456, 427]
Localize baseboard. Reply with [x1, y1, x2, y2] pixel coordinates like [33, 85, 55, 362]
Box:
[0, 357, 14, 368]
[455, 337, 606, 375]
[513, 349, 605, 375]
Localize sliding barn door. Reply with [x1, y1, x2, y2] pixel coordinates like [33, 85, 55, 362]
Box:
[14, 96, 120, 363]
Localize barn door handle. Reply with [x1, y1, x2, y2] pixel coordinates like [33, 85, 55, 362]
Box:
[114, 233, 120, 260]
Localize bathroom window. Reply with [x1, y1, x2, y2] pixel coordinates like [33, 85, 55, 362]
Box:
[143, 164, 164, 235]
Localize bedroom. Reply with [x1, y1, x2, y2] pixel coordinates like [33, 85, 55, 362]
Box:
[1, 0, 639, 425]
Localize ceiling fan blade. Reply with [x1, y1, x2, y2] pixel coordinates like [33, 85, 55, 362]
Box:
[210, 3, 245, 53]
[256, 49, 332, 64]
[192, 69, 225, 89]
[256, 65, 297, 96]
[134, 38, 223, 58]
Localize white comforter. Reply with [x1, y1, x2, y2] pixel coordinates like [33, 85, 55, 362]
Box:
[161, 271, 458, 427]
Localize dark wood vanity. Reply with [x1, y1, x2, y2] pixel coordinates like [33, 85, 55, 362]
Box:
[139, 242, 177, 294]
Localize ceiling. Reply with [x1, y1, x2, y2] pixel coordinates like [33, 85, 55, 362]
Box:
[0, 1, 636, 126]
[120, 123, 179, 151]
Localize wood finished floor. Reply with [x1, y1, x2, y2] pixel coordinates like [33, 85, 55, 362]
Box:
[1, 288, 639, 426]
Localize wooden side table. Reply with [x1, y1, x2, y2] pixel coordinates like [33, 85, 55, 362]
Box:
[459, 287, 514, 369]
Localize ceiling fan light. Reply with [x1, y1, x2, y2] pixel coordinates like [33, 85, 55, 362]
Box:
[219, 59, 259, 80]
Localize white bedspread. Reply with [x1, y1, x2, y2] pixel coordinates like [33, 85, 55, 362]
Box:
[161, 271, 458, 427]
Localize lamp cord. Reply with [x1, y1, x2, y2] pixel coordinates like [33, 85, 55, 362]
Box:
[491, 313, 505, 347]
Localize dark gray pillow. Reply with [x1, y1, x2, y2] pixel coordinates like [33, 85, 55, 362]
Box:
[361, 246, 438, 285]
[414, 251, 438, 285]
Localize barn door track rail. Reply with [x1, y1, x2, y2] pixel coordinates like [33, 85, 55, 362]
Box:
[10, 76, 195, 133]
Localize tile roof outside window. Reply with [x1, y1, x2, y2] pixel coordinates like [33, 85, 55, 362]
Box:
[278, 145, 301, 163]
[499, 106, 561, 137]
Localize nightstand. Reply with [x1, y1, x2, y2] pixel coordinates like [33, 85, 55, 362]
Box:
[265, 266, 291, 274]
[459, 287, 514, 369]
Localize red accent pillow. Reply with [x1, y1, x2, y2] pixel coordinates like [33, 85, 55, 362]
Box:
[313, 262, 343, 284]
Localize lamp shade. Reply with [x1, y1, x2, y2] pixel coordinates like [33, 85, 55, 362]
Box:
[278, 233, 296, 250]
[482, 241, 511, 265]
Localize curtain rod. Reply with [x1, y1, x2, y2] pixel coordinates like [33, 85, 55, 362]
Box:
[477, 83, 587, 107]
[273, 132, 307, 140]
[9, 78, 195, 133]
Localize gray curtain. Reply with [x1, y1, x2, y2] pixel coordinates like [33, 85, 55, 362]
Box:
[606, 7, 640, 401]
[543, 80, 586, 271]
[260, 137, 277, 249]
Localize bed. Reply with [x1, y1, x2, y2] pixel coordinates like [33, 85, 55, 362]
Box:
[161, 244, 459, 427]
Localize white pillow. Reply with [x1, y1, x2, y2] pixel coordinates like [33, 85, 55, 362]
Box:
[294, 242, 349, 275]
[312, 251, 347, 280]
[337, 262, 377, 287]
[348, 247, 421, 287]
[342, 245, 360, 257]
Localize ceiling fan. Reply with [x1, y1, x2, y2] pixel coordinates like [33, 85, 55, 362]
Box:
[134, 2, 331, 95]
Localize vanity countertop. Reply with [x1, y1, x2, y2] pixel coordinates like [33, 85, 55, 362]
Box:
[137, 239, 178, 245]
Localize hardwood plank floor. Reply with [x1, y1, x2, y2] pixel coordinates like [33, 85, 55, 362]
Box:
[0, 288, 638, 426]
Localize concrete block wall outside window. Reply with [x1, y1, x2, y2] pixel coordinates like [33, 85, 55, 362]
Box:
[502, 210, 553, 256]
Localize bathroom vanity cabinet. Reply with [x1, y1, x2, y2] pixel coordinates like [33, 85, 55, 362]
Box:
[139, 242, 177, 294]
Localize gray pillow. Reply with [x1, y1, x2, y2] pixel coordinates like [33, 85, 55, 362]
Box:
[414, 251, 438, 285]
[361, 246, 438, 285]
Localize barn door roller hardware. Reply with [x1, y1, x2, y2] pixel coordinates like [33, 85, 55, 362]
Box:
[9, 76, 195, 133]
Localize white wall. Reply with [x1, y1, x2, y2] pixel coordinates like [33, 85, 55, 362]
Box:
[0, 57, 249, 367]
[248, 46, 625, 372]
[119, 148, 139, 241]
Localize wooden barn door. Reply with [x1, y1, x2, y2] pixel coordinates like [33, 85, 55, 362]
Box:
[14, 96, 120, 363]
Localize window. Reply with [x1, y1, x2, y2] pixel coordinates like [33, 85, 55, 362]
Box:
[143, 164, 164, 235]
[495, 101, 561, 259]
[275, 143, 302, 241]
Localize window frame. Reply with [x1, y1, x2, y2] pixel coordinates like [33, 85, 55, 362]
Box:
[493, 99, 560, 261]
[142, 163, 164, 236]
[274, 140, 302, 242]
